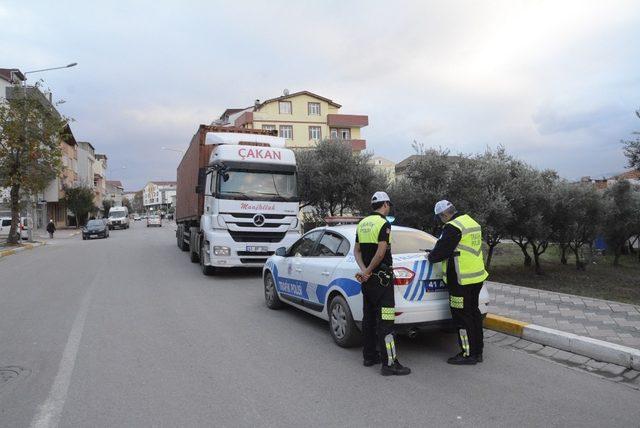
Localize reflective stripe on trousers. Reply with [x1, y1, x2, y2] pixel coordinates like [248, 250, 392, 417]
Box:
[459, 329, 470, 357]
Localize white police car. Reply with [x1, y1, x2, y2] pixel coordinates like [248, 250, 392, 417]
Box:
[263, 224, 490, 347]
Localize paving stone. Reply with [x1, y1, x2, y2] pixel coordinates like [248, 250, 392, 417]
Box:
[483, 329, 497, 338]
[585, 360, 608, 370]
[600, 363, 627, 377]
[512, 339, 533, 349]
[524, 342, 544, 352]
[485, 332, 508, 343]
[551, 350, 574, 362]
[568, 354, 591, 365]
[494, 335, 520, 346]
[622, 370, 640, 381]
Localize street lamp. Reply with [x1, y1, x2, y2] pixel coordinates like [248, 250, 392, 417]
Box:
[13, 62, 78, 241]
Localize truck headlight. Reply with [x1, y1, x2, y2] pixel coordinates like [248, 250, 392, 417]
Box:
[213, 246, 230, 256]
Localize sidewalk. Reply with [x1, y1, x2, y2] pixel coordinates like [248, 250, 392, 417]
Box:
[32, 229, 81, 240]
[487, 281, 640, 350]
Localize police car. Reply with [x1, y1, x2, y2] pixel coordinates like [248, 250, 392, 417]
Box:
[263, 224, 490, 347]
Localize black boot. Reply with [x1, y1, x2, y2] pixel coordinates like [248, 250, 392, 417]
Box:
[363, 356, 381, 367]
[447, 352, 478, 365]
[381, 360, 411, 376]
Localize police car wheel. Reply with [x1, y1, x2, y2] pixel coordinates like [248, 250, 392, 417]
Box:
[329, 295, 361, 348]
[264, 272, 284, 309]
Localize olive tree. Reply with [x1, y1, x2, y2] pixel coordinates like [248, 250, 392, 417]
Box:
[602, 180, 640, 266]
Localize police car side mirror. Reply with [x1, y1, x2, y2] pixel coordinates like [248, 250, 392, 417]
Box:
[275, 247, 287, 257]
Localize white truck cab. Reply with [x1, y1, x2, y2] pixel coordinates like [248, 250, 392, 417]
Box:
[177, 129, 301, 275]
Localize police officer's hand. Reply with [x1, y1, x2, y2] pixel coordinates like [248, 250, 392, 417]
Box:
[355, 272, 370, 283]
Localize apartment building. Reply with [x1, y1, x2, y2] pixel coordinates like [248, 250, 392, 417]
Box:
[143, 181, 177, 212]
[369, 156, 396, 182]
[94, 154, 107, 212]
[43, 124, 79, 227]
[219, 90, 368, 150]
[106, 180, 124, 206]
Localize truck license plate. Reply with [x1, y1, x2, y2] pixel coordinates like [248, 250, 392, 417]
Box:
[246, 246, 268, 253]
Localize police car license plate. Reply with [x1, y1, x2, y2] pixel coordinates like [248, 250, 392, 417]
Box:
[246, 246, 268, 253]
[424, 280, 447, 291]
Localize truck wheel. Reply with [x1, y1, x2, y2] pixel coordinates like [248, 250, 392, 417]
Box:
[200, 240, 216, 276]
[328, 295, 361, 348]
[190, 235, 200, 263]
[264, 272, 284, 309]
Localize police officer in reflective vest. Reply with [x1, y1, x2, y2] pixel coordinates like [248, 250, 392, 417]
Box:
[428, 200, 489, 365]
[354, 191, 411, 376]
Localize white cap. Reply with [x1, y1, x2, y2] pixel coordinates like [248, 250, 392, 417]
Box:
[434, 200, 453, 215]
[371, 191, 391, 204]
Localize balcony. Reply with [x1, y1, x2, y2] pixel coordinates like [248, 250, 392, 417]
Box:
[327, 114, 368, 128]
[328, 138, 366, 151]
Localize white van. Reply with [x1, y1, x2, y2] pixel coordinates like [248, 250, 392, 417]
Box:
[107, 206, 130, 230]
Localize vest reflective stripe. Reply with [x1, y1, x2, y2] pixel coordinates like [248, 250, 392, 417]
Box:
[357, 214, 388, 244]
[443, 214, 489, 285]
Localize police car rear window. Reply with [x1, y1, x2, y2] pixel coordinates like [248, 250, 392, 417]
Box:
[391, 230, 437, 254]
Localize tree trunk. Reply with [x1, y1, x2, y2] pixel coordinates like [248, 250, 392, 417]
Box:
[613, 246, 622, 267]
[532, 251, 543, 275]
[560, 243, 568, 265]
[7, 184, 21, 244]
[517, 243, 532, 266]
[486, 244, 496, 268]
[573, 247, 585, 271]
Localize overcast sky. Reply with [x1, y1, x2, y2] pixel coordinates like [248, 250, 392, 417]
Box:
[2, 0, 639, 190]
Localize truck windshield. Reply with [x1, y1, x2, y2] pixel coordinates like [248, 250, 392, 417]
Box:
[218, 170, 297, 201]
[110, 211, 126, 218]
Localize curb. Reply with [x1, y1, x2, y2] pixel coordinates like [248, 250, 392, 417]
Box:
[0, 241, 46, 258]
[484, 313, 640, 370]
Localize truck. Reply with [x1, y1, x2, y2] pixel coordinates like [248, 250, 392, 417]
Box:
[176, 125, 300, 275]
[107, 206, 130, 230]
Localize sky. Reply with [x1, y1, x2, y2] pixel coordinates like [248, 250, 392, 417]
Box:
[1, 0, 639, 190]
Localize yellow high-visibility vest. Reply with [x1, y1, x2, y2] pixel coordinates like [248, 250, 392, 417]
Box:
[356, 214, 388, 244]
[442, 214, 489, 285]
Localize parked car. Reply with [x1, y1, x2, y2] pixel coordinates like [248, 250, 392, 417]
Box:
[0, 217, 12, 239]
[19, 216, 32, 240]
[147, 215, 162, 227]
[134, 214, 142, 221]
[262, 224, 490, 347]
[82, 219, 110, 240]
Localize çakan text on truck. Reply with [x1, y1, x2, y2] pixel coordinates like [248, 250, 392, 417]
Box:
[175, 125, 301, 275]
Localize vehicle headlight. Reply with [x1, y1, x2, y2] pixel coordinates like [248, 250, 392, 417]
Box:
[213, 246, 230, 256]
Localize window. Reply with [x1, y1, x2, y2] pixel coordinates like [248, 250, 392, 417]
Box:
[340, 129, 351, 140]
[279, 125, 293, 139]
[308, 102, 320, 115]
[262, 124, 276, 132]
[279, 101, 292, 114]
[330, 128, 338, 140]
[313, 232, 350, 257]
[308, 126, 321, 140]
[217, 170, 297, 200]
[289, 231, 322, 257]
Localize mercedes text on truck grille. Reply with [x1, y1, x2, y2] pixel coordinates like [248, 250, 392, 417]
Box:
[176, 126, 300, 275]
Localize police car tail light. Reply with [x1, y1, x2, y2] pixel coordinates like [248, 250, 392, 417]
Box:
[393, 267, 415, 286]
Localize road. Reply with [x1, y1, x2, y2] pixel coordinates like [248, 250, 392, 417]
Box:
[0, 222, 638, 427]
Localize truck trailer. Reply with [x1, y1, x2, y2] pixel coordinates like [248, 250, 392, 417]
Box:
[175, 125, 300, 275]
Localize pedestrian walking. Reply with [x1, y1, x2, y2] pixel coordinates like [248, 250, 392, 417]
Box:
[46, 219, 56, 239]
[428, 200, 488, 365]
[354, 191, 411, 376]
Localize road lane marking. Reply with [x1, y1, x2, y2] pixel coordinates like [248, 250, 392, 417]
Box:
[30, 280, 96, 428]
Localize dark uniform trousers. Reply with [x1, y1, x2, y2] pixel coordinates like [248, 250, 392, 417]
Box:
[361, 273, 396, 364]
[449, 281, 484, 357]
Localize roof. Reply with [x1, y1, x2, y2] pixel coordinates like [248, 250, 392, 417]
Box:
[106, 180, 123, 188]
[219, 108, 246, 120]
[77, 141, 95, 151]
[257, 90, 342, 110]
[395, 155, 423, 171]
[0, 68, 25, 83]
[95, 154, 107, 160]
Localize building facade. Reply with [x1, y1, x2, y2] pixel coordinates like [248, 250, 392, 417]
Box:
[143, 181, 177, 213]
[219, 91, 369, 150]
[94, 154, 107, 213]
[369, 156, 396, 182]
[106, 180, 124, 207]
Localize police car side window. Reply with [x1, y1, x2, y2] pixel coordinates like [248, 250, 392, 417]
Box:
[289, 231, 322, 257]
[312, 232, 350, 257]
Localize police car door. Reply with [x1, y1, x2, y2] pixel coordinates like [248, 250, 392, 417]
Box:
[277, 230, 323, 304]
[300, 231, 350, 311]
